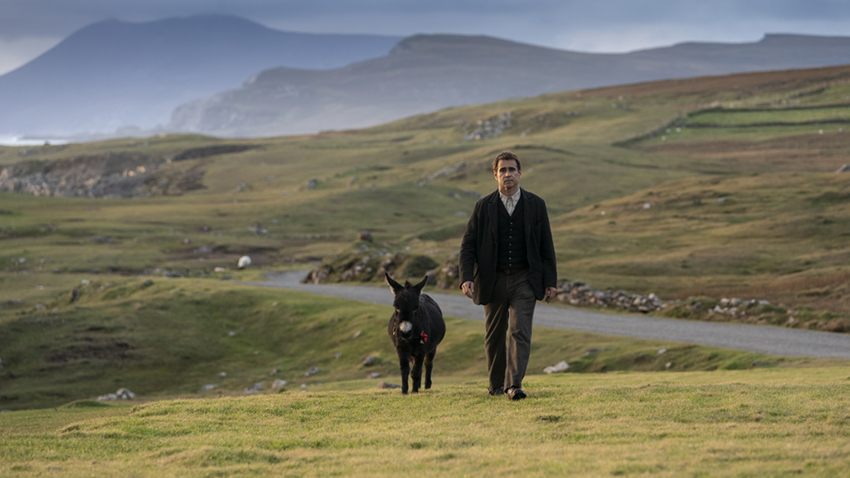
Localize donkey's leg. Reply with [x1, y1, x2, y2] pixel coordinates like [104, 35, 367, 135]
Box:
[411, 354, 424, 393]
[424, 350, 436, 389]
[397, 351, 411, 395]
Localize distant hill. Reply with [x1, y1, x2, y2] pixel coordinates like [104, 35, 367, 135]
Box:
[169, 33, 850, 137]
[0, 15, 401, 136]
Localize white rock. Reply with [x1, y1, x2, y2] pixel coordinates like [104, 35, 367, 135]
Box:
[272, 379, 288, 389]
[201, 384, 218, 391]
[96, 388, 135, 401]
[657, 348, 667, 355]
[116, 388, 135, 399]
[237, 256, 251, 269]
[543, 361, 570, 374]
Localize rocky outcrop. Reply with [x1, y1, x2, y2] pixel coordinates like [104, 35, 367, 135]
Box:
[302, 242, 439, 284]
[0, 152, 205, 198]
[556, 281, 666, 313]
[96, 388, 135, 401]
[463, 112, 512, 140]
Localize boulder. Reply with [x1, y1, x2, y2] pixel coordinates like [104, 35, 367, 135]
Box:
[543, 361, 570, 374]
[115, 388, 135, 399]
[243, 382, 265, 394]
[97, 388, 136, 401]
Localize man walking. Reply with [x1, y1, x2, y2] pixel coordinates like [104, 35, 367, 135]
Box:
[459, 150, 557, 400]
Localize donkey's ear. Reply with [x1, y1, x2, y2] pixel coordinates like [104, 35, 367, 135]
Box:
[385, 272, 403, 293]
[412, 275, 428, 293]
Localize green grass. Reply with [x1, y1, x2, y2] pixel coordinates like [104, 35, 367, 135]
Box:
[4, 64, 850, 418]
[6, 277, 831, 411]
[687, 106, 850, 127]
[640, 123, 848, 145]
[547, 172, 850, 312]
[2, 367, 850, 477]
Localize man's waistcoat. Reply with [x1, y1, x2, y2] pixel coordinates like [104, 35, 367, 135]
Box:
[496, 198, 529, 271]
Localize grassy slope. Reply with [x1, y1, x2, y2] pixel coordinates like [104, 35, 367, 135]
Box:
[3, 64, 850, 411]
[5, 277, 833, 411]
[2, 367, 850, 477]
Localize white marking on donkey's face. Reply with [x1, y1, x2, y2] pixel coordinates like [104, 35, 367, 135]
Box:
[400, 321, 412, 333]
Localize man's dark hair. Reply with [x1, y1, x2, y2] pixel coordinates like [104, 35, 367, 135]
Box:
[493, 151, 521, 172]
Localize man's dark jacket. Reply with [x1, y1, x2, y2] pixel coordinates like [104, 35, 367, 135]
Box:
[459, 189, 557, 305]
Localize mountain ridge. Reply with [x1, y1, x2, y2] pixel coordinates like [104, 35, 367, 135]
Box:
[168, 32, 850, 137]
[0, 15, 402, 136]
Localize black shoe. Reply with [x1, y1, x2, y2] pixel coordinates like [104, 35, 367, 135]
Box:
[506, 388, 527, 400]
[488, 387, 504, 396]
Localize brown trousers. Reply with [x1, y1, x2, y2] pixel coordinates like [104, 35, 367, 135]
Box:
[483, 270, 536, 392]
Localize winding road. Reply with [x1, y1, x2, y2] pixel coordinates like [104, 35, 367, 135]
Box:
[242, 271, 850, 359]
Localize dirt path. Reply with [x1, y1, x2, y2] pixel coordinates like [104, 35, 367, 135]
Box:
[242, 271, 850, 359]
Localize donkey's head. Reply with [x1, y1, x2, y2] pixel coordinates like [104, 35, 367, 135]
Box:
[386, 273, 428, 339]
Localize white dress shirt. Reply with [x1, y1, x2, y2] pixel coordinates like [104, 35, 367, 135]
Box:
[500, 188, 521, 216]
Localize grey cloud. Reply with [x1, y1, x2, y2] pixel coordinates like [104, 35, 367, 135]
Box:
[2, 0, 850, 50]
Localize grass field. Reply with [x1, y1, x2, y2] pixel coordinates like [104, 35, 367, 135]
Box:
[2, 65, 850, 413]
[6, 277, 830, 411]
[2, 367, 849, 477]
[686, 105, 850, 127]
[4, 61, 850, 477]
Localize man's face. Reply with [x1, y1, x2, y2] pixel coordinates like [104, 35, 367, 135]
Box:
[494, 159, 521, 193]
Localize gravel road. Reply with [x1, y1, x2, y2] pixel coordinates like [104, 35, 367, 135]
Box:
[242, 271, 850, 359]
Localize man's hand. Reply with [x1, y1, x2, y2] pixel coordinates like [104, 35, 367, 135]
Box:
[544, 286, 557, 303]
[462, 281, 474, 299]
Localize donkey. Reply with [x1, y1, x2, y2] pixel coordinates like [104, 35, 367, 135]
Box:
[385, 273, 446, 395]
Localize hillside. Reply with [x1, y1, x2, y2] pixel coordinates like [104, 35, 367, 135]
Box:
[0, 15, 401, 137]
[168, 33, 850, 136]
[3, 368, 850, 476]
[3, 64, 850, 411]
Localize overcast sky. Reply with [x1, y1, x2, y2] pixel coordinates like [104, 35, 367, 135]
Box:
[2, 0, 850, 75]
